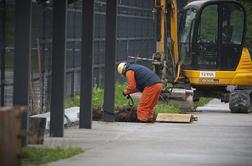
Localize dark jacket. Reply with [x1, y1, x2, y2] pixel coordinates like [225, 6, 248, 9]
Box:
[125, 64, 161, 92]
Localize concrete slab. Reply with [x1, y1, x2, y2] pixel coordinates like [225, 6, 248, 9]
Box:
[196, 99, 230, 112]
[42, 109, 252, 166]
[32, 107, 80, 129]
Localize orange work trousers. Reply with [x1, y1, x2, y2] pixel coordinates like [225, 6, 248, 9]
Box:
[137, 83, 163, 122]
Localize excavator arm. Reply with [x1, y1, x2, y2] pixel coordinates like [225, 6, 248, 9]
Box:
[152, 0, 186, 84]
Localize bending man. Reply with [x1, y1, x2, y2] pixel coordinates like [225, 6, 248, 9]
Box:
[117, 62, 163, 122]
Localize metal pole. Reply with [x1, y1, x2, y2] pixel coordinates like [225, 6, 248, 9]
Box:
[41, 6, 47, 113]
[50, 0, 67, 137]
[103, 0, 118, 122]
[79, 0, 95, 128]
[0, 0, 6, 106]
[13, 0, 32, 146]
[71, 6, 76, 98]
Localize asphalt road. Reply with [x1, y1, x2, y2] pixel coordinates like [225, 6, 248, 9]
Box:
[44, 100, 252, 166]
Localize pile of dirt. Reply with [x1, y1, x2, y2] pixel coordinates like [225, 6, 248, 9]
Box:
[92, 107, 137, 122]
[93, 108, 103, 121]
[115, 107, 137, 122]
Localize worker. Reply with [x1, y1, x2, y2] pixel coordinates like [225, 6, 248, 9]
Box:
[117, 62, 163, 122]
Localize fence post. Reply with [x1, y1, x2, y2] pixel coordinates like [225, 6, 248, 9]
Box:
[103, 0, 118, 122]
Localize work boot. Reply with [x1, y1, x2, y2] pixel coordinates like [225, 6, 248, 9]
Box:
[137, 118, 154, 123]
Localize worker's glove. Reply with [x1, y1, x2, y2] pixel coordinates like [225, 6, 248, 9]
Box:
[126, 95, 131, 99]
[122, 91, 127, 97]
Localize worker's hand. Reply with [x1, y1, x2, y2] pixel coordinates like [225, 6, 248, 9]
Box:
[122, 90, 127, 96]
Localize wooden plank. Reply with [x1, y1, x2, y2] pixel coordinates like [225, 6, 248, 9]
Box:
[156, 113, 193, 123]
[0, 106, 27, 166]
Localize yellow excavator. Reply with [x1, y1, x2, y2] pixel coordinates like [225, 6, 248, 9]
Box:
[152, 0, 252, 113]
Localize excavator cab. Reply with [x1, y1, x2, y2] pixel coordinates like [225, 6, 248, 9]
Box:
[152, 0, 252, 113]
[178, 0, 252, 113]
[179, 0, 246, 71]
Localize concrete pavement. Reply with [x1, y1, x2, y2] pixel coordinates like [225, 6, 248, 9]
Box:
[196, 98, 230, 112]
[43, 100, 252, 166]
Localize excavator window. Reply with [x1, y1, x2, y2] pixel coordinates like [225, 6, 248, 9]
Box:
[196, 4, 218, 69]
[179, 8, 196, 66]
[222, 3, 244, 45]
[220, 3, 245, 70]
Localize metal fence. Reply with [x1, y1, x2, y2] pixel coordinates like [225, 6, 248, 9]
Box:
[0, 0, 156, 113]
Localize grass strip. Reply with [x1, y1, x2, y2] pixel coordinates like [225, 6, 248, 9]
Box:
[65, 83, 182, 113]
[154, 104, 181, 114]
[22, 147, 83, 166]
[194, 97, 211, 109]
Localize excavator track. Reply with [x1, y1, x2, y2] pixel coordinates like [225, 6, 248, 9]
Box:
[229, 89, 252, 113]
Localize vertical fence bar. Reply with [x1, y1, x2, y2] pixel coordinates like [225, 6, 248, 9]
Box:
[50, 0, 67, 137]
[71, 10, 77, 98]
[0, 0, 6, 106]
[13, 0, 32, 146]
[79, 0, 95, 128]
[103, 0, 118, 122]
[41, 6, 46, 113]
